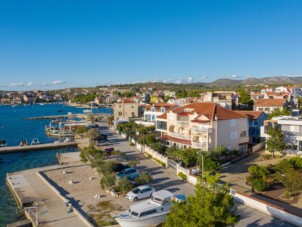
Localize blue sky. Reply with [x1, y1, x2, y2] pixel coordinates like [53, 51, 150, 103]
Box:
[0, 0, 302, 90]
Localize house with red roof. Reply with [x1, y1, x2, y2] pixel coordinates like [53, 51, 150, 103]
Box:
[156, 102, 249, 153]
[234, 111, 268, 145]
[113, 99, 144, 121]
[254, 99, 288, 114]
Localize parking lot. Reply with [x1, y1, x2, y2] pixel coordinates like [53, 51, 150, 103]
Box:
[100, 122, 295, 227]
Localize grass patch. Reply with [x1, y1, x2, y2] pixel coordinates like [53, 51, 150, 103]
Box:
[87, 200, 123, 226]
[152, 157, 166, 167]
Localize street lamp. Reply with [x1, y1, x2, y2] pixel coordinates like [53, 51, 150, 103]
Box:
[197, 150, 204, 173]
[136, 131, 145, 153]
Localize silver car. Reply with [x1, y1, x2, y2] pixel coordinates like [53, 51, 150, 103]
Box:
[126, 185, 155, 201]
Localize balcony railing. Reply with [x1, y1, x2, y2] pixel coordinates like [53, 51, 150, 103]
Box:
[192, 127, 212, 134]
[177, 121, 189, 126]
[192, 142, 207, 150]
[168, 131, 191, 140]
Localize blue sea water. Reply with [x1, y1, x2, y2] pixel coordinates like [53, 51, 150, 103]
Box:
[0, 104, 113, 226]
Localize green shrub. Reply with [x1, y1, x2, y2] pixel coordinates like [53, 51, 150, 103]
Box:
[129, 142, 135, 146]
[100, 174, 116, 190]
[117, 177, 133, 193]
[135, 173, 153, 185]
[178, 172, 187, 181]
[152, 157, 166, 167]
[262, 155, 272, 160]
[253, 179, 267, 192]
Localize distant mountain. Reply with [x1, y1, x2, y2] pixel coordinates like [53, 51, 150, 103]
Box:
[210, 76, 302, 86]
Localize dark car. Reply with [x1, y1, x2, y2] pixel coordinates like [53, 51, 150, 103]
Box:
[102, 147, 114, 155]
[112, 163, 131, 172]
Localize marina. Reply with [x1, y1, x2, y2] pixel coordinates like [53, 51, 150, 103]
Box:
[0, 103, 112, 226]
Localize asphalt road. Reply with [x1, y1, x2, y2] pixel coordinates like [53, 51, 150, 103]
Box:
[100, 123, 296, 227]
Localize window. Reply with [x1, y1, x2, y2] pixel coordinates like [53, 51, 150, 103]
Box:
[119, 105, 121, 108]
[240, 131, 247, 137]
[131, 105, 135, 108]
[139, 209, 157, 217]
[230, 119, 236, 126]
[151, 107, 155, 112]
[118, 112, 122, 116]
[230, 132, 237, 139]
[161, 107, 165, 112]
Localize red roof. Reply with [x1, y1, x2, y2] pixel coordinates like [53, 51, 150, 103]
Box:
[172, 102, 247, 121]
[117, 98, 136, 104]
[254, 99, 286, 107]
[157, 113, 167, 120]
[234, 111, 264, 120]
[161, 135, 192, 145]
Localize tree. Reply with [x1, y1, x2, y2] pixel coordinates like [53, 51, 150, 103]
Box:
[239, 90, 254, 106]
[107, 115, 114, 127]
[86, 128, 100, 142]
[277, 169, 302, 196]
[265, 126, 286, 157]
[166, 172, 239, 227]
[100, 173, 116, 190]
[149, 142, 166, 154]
[88, 113, 95, 123]
[268, 108, 290, 120]
[80, 143, 100, 163]
[246, 165, 269, 192]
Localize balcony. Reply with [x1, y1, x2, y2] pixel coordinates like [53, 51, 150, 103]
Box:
[177, 121, 189, 126]
[192, 142, 207, 150]
[168, 131, 191, 140]
[192, 127, 212, 134]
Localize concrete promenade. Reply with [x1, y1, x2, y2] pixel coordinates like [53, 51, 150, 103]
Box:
[6, 165, 90, 227]
[0, 142, 77, 154]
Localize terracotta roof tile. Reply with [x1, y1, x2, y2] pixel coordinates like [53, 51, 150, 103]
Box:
[117, 98, 136, 104]
[157, 113, 167, 120]
[234, 111, 264, 120]
[171, 102, 247, 120]
[161, 135, 192, 145]
[254, 99, 286, 107]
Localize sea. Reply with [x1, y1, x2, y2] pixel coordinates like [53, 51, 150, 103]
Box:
[0, 103, 113, 226]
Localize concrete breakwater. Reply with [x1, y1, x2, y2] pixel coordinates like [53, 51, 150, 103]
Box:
[25, 113, 110, 120]
[0, 142, 77, 154]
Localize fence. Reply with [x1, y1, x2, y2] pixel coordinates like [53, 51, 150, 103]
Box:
[231, 190, 302, 226]
[252, 141, 265, 152]
[117, 131, 302, 226]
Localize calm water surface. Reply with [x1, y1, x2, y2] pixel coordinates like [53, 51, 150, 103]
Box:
[0, 104, 112, 225]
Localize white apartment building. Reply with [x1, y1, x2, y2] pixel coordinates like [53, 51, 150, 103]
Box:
[261, 116, 302, 151]
[156, 102, 249, 152]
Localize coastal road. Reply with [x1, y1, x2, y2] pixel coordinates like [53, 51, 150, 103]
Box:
[99, 123, 296, 227]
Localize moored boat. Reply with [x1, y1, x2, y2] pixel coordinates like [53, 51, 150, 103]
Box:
[114, 190, 174, 227]
[0, 139, 7, 147]
[31, 138, 40, 145]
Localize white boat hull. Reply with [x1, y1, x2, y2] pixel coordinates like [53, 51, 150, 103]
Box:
[116, 211, 169, 227]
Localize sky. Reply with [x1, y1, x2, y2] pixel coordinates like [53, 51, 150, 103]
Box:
[1, 0, 302, 90]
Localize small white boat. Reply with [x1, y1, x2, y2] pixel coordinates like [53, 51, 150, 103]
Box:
[115, 190, 173, 227]
[31, 138, 40, 145]
[0, 139, 7, 147]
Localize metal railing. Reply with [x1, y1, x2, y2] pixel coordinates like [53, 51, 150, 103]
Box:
[168, 131, 191, 140]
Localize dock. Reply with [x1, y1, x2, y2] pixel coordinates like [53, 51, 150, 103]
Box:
[6, 165, 92, 227]
[0, 142, 77, 154]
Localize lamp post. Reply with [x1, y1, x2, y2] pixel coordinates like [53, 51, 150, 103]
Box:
[136, 131, 145, 153]
[197, 150, 204, 173]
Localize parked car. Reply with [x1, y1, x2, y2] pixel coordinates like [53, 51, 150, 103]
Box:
[112, 163, 131, 172]
[97, 139, 110, 146]
[126, 173, 141, 182]
[126, 185, 155, 201]
[116, 167, 138, 179]
[102, 147, 114, 155]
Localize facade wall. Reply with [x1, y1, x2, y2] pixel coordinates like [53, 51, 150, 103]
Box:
[254, 106, 283, 114]
[216, 118, 249, 151]
[113, 103, 139, 120]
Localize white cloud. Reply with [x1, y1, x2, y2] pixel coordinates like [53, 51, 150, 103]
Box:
[200, 76, 207, 81]
[40, 82, 48, 86]
[8, 82, 25, 87]
[187, 77, 193, 83]
[50, 80, 66, 85]
[26, 82, 36, 86]
[231, 74, 238, 78]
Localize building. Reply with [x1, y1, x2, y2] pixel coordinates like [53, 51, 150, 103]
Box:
[261, 116, 302, 152]
[143, 103, 178, 122]
[235, 111, 267, 145]
[200, 91, 238, 109]
[254, 99, 287, 114]
[263, 91, 289, 100]
[113, 99, 144, 121]
[156, 102, 249, 152]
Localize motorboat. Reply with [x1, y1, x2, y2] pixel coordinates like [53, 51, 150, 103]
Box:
[114, 190, 173, 227]
[0, 139, 7, 147]
[31, 138, 40, 145]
